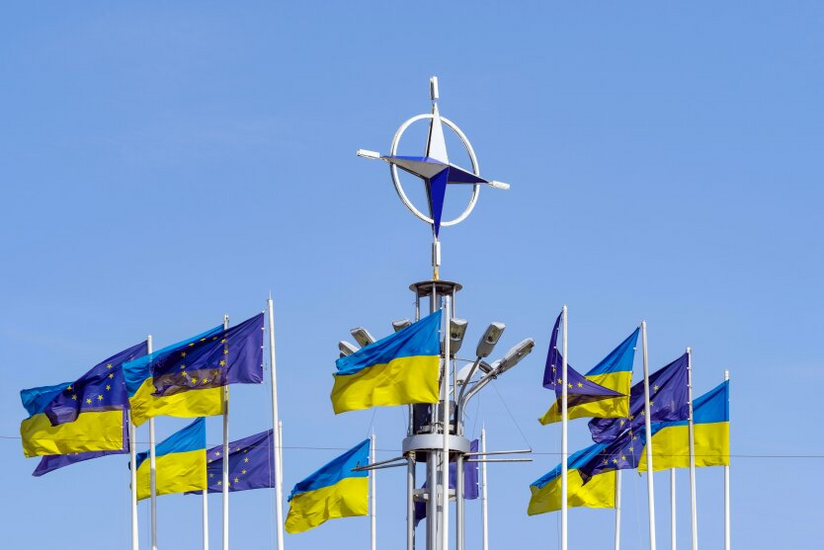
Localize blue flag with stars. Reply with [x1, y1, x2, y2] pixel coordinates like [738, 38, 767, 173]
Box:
[588, 353, 690, 444]
[190, 429, 275, 494]
[577, 427, 646, 483]
[151, 313, 264, 397]
[44, 340, 148, 425]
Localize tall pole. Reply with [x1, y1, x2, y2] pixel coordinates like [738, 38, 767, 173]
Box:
[670, 469, 676, 550]
[407, 451, 416, 550]
[129, 408, 139, 550]
[614, 470, 622, 550]
[222, 315, 230, 550]
[267, 298, 285, 550]
[686, 348, 698, 550]
[202, 487, 210, 550]
[561, 305, 568, 550]
[148, 335, 157, 550]
[641, 321, 657, 550]
[723, 370, 730, 550]
[480, 426, 488, 550]
[441, 297, 451, 550]
[370, 432, 377, 550]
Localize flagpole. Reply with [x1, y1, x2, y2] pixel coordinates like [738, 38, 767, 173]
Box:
[561, 305, 568, 550]
[129, 409, 139, 550]
[723, 370, 730, 550]
[614, 470, 622, 550]
[441, 297, 451, 550]
[481, 425, 488, 550]
[202, 487, 210, 550]
[267, 298, 285, 550]
[641, 321, 657, 550]
[370, 431, 377, 550]
[670, 469, 676, 550]
[686, 348, 697, 550]
[222, 314, 230, 550]
[148, 334, 158, 550]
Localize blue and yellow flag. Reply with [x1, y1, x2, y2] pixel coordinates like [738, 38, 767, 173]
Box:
[639, 380, 730, 472]
[330, 311, 441, 414]
[134, 417, 207, 500]
[19, 341, 146, 457]
[588, 352, 690, 444]
[285, 439, 370, 534]
[528, 443, 616, 515]
[192, 429, 275, 494]
[123, 328, 224, 427]
[540, 325, 638, 425]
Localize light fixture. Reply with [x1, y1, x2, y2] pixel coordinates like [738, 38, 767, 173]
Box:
[494, 338, 535, 375]
[449, 318, 468, 356]
[392, 319, 412, 332]
[475, 322, 505, 358]
[356, 149, 381, 159]
[350, 327, 376, 348]
[338, 341, 359, 356]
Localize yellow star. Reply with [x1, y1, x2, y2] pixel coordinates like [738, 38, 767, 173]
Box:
[71, 394, 77, 400]
[181, 351, 186, 358]
[108, 373, 114, 379]
[203, 378, 210, 384]
[650, 401, 654, 407]
[216, 451, 221, 457]
[105, 384, 111, 391]
[189, 343, 195, 347]
[576, 382, 583, 388]
[213, 370, 219, 377]
[640, 410, 645, 415]
[97, 395, 103, 401]
[200, 338, 206, 342]
[212, 336, 218, 340]
[243, 449, 248, 453]
[629, 415, 635, 420]
[219, 360, 226, 367]
[602, 459, 608, 465]
[227, 481, 231, 487]
[217, 481, 222, 486]
[612, 458, 618, 464]
[633, 435, 638, 441]
[241, 469, 247, 475]
[86, 398, 92, 404]
[234, 477, 239, 483]
[653, 385, 659, 391]
[67, 385, 73, 391]
[191, 377, 198, 384]
[619, 419, 626, 426]
[180, 364, 186, 370]
[107, 364, 113, 369]
[629, 447, 634, 452]
[209, 473, 214, 478]
[567, 383, 572, 388]
[223, 348, 229, 355]
[208, 459, 213, 464]
[557, 378, 563, 384]
[235, 447, 240, 452]
[244, 457, 249, 463]
[621, 455, 626, 461]
[221, 339, 226, 344]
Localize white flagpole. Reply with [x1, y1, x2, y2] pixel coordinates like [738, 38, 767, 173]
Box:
[148, 334, 158, 550]
[670, 469, 676, 550]
[723, 370, 730, 550]
[129, 408, 139, 550]
[686, 348, 697, 550]
[202, 487, 210, 550]
[641, 321, 657, 550]
[614, 470, 622, 550]
[267, 298, 285, 550]
[561, 305, 568, 550]
[370, 432, 377, 550]
[481, 425, 489, 550]
[222, 314, 230, 550]
[441, 297, 451, 550]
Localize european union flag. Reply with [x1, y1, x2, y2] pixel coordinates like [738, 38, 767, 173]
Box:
[588, 353, 689, 444]
[542, 311, 623, 407]
[45, 340, 147, 425]
[414, 439, 479, 525]
[577, 427, 646, 483]
[198, 429, 275, 493]
[151, 313, 264, 397]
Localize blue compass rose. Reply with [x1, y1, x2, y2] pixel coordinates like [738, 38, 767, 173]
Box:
[357, 77, 509, 238]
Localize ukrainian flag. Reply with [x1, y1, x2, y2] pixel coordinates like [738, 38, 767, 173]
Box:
[20, 382, 125, 457]
[528, 443, 616, 515]
[330, 311, 441, 414]
[285, 439, 370, 534]
[134, 418, 207, 500]
[540, 328, 638, 425]
[639, 380, 730, 472]
[123, 327, 224, 427]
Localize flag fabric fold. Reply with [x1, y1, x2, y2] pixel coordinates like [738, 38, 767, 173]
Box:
[528, 442, 616, 515]
[123, 327, 224, 427]
[540, 312, 628, 425]
[639, 380, 730, 472]
[33, 418, 130, 476]
[133, 417, 207, 500]
[588, 352, 690, 444]
[151, 313, 264, 397]
[330, 311, 441, 414]
[285, 439, 370, 534]
[189, 429, 275, 494]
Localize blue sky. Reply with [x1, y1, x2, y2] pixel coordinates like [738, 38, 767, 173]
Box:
[2, 2, 823, 548]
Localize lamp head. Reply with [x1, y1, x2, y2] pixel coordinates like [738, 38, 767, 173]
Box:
[495, 338, 535, 375]
[392, 319, 412, 332]
[476, 322, 505, 358]
[338, 341, 359, 356]
[449, 318, 468, 356]
[350, 327, 376, 348]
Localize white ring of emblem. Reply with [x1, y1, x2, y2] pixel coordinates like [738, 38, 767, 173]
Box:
[389, 114, 481, 227]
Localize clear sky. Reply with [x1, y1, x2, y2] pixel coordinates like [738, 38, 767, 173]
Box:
[2, 2, 823, 548]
